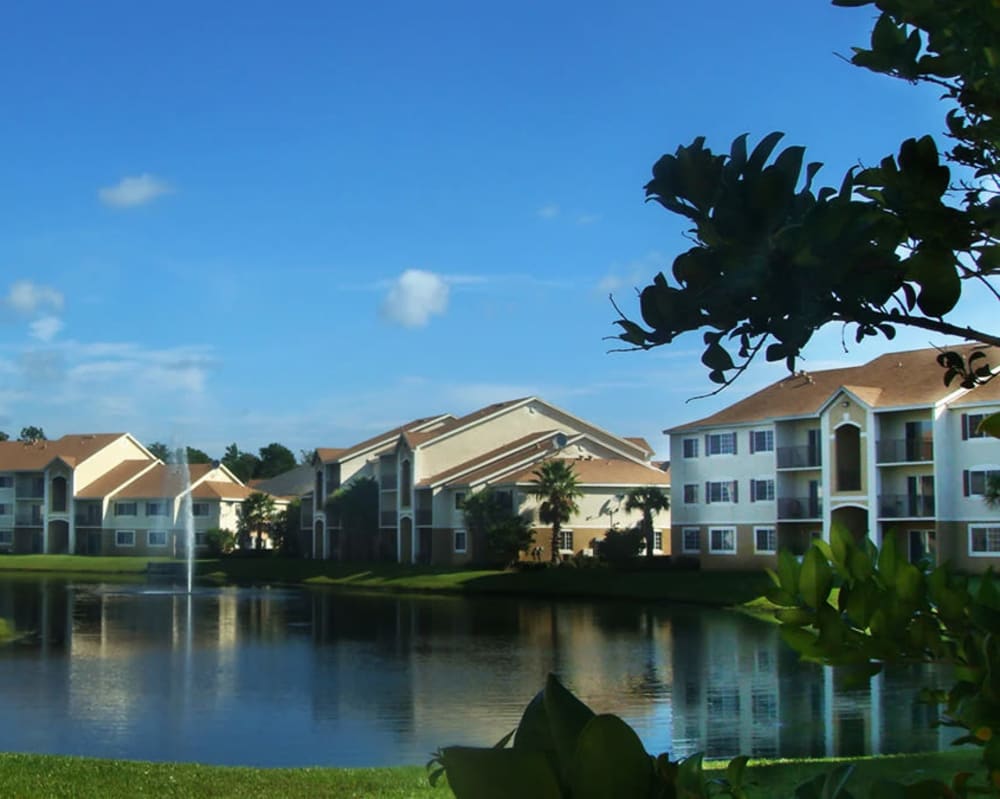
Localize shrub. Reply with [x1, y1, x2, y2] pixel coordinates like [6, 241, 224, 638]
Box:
[595, 527, 643, 562]
[204, 528, 235, 556]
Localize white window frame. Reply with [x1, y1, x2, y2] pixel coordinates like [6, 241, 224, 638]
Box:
[750, 429, 774, 453]
[453, 529, 467, 553]
[683, 484, 698, 504]
[965, 413, 989, 440]
[682, 527, 701, 554]
[192, 502, 211, 517]
[558, 529, 574, 553]
[146, 501, 168, 517]
[653, 530, 663, 552]
[114, 502, 137, 517]
[709, 526, 737, 555]
[754, 527, 777, 555]
[750, 478, 775, 502]
[969, 524, 1000, 556]
[682, 438, 699, 458]
[454, 493, 465, 511]
[706, 432, 736, 456]
[967, 468, 1000, 496]
[706, 480, 736, 504]
[194, 532, 208, 547]
[148, 530, 168, 548]
[115, 529, 135, 548]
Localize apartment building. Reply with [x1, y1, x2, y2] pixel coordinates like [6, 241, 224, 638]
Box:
[667, 346, 1000, 572]
[0, 433, 257, 556]
[308, 397, 670, 564]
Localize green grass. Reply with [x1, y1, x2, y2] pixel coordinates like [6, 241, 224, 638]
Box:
[0, 554, 173, 574]
[0, 750, 979, 798]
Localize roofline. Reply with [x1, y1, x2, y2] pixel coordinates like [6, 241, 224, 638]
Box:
[96, 461, 161, 500]
[444, 448, 557, 490]
[426, 430, 562, 489]
[326, 414, 454, 463]
[411, 398, 536, 450]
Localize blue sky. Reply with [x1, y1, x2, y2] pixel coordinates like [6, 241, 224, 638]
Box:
[0, 1, 983, 459]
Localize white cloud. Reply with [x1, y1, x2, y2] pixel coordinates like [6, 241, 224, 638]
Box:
[596, 251, 665, 295]
[98, 174, 172, 208]
[29, 316, 63, 342]
[5, 281, 63, 315]
[576, 213, 600, 226]
[537, 203, 560, 220]
[380, 269, 450, 328]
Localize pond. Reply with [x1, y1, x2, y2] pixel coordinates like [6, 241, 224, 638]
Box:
[0, 577, 948, 767]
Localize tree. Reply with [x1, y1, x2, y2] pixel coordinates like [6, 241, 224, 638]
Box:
[0, 431, 9, 442]
[222, 443, 260, 483]
[612, 0, 1000, 394]
[530, 460, 583, 563]
[274, 498, 302, 556]
[18, 426, 46, 443]
[255, 442, 296, 479]
[185, 447, 212, 465]
[147, 441, 170, 461]
[237, 492, 276, 550]
[326, 477, 379, 559]
[462, 488, 533, 566]
[623, 486, 670, 558]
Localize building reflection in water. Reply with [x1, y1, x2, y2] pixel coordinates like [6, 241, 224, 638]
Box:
[0, 578, 951, 766]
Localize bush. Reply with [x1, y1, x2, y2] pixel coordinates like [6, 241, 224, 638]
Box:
[204, 528, 235, 556]
[595, 527, 644, 562]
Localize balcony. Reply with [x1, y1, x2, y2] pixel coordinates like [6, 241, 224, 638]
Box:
[879, 494, 935, 518]
[380, 510, 397, 527]
[74, 505, 102, 527]
[777, 497, 823, 520]
[776, 446, 821, 469]
[416, 508, 433, 526]
[14, 477, 44, 498]
[876, 439, 934, 464]
[15, 506, 43, 526]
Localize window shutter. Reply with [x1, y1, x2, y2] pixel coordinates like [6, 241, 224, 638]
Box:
[750, 480, 756, 503]
[749, 432, 755, 454]
[963, 470, 970, 497]
[705, 434, 710, 454]
[962, 414, 969, 440]
[732, 433, 738, 455]
[705, 481, 711, 504]
[732, 480, 739, 503]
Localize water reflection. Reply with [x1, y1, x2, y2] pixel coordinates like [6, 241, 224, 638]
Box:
[0, 578, 949, 766]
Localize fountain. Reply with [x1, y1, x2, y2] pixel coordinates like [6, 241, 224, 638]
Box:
[168, 447, 196, 594]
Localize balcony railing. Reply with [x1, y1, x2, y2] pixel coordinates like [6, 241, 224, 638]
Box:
[74, 509, 102, 527]
[15, 508, 43, 526]
[777, 497, 823, 520]
[14, 478, 44, 498]
[879, 494, 935, 518]
[380, 510, 397, 527]
[776, 446, 821, 469]
[876, 439, 934, 464]
[416, 509, 433, 526]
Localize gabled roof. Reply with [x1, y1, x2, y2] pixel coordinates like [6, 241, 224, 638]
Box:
[191, 481, 258, 501]
[505, 457, 670, 487]
[398, 398, 533, 451]
[316, 414, 454, 463]
[0, 433, 130, 472]
[418, 431, 560, 488]
[250, 464, 314, 499]
[667, 346, 994, 433]
[75, 460, 159, 499]
[624, 437, 654, 456]
[110, 463, 215, 500]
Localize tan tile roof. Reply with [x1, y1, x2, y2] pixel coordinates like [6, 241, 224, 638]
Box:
[75, 460, 158, 499]
[624, 437, 654, 455]
[505, 457, 670, 487]
[949, 371, 1000, 406]
[667, 346, 990, 433]
[319, 414, 455, 462]
[191, 481, 258, 501]
[315, 447, 347, 462]
[110, 463, 214, 499]
[419, 431, 559, 488]
[0, 433, 127, 472]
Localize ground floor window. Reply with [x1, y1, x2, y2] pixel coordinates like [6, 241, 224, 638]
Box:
[192, 502, 211, 517]
[970, 525, 1000, 556]
[148, 530, 168, 547]
[558, 529, 574, 552]
[754, 527, 777, 554]
[115, 530, 135, 547]
[0, 529, 12, 546]
[682, 527, 700, 553]
[653, 530, 662, 551]
[709, 527, 737, 554]
[453, 529, 467, 553]
[195, 532, 208, 547]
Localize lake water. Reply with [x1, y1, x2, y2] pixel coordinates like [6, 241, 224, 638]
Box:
[0, 577, 949, 767]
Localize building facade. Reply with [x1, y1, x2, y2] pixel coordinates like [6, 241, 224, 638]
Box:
[668, 347, 1000, 571]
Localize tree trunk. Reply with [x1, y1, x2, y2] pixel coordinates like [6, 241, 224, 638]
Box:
[551, 522, 561, 563]
[645, 511, 654, 558]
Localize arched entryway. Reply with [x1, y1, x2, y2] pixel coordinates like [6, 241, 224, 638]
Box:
[831, 505, 869, 544]
[835, 423, 862, 491]
[48, 519, 69, 554]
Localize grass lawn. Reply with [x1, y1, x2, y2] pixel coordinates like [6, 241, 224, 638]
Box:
[0, 750, 979, 798]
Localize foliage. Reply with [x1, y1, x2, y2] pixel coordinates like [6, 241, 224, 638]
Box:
[237, 492, 277, 551]
[222, 443, 260, 483]
[612, 0, 1000, 393]
[326, 476, 379, 557]
[595, 527, 644, 562]
[531, 461, 583, 563]
[624, 486, 670, 558]
[147, 441, 170, 461]
[185, 447, 212, 465]
[256, 442, 297, 479]
[462, 488, 533, 566]
[203, 528, 235, 556]
[18, 426, 46, 443]
[274, 498, 302, 556]
[766, 524, 1000, 796]
[0, 431, 9, 442]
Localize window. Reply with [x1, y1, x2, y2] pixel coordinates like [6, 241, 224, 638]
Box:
[558, 529, 574, 552]
[750, 479, 775, 502]
[970, 525, 1000, 555]
[148, 530, 168, 547]
[115, 530, 135, 547]
[0, 530, 11, 545]
[454, 529, 467, 553]
[195, 532, 208, 547]
[706, 432, 737, 455]
[706, 480, 738, 504]
[964, 413, 989, 440]
[683, 484, 698, 504]
[0, 504, 8, 516]
[146, 501, 168, 516]
[750, 430, 774, 453]
[0, 476, 11, 488]
[192, 502, 210, 517]
[114, 502, 137, 517]
[682, 438, 699, 458]
[653, 531, 663, 551]
[682, 527, 701, 553]
[964, 468, 1000, 496]
[755, 527, 777, 554]
[709, 527, 737, 554]
[454, 493, 465, 510]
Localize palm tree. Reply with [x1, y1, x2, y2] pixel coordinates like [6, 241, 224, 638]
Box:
[985, 474, 1000, 509]
[531, 460, 582, 563]
[624, 486, 670, 558]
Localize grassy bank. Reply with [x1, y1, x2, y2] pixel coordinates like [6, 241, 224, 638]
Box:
[0, 555, 773, 607]
[0, 750, 978, 798]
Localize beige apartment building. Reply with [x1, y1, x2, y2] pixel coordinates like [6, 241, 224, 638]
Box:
[668, 346, 1000, 572]
[307, 397, 670, 564]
